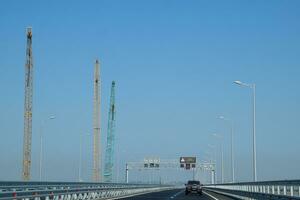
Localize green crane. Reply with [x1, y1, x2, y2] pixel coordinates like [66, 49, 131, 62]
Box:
[104, 81, 116, 182]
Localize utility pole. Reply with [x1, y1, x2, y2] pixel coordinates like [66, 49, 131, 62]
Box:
[104, 81, 116, 182]
[93, 59, 101, 182]
[22, 27, 33, 181]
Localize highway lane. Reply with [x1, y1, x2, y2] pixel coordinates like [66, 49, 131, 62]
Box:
[117, 189, 236, 200]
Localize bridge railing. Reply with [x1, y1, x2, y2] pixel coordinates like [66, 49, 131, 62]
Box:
[0, 181, 173, 200]
[203, 180, 300, 199]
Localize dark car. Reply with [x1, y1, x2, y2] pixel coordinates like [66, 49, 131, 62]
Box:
[185, 180, 202, 195]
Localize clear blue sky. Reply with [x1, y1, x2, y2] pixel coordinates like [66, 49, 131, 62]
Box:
[1, 0, 300, 183]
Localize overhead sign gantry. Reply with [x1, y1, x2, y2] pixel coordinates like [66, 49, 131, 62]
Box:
[125, 157, 215, 184]
[180, 157, 196, 169]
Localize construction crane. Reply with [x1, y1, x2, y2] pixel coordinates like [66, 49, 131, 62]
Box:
[22, 27, 33, 181]
[104, 81, 116, 182]
[93, 59, 101, 182]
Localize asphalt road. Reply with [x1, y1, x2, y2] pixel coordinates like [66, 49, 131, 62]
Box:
[117, 189, 236, 200]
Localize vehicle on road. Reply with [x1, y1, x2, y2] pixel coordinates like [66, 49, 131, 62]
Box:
[185, 180, 202, 195]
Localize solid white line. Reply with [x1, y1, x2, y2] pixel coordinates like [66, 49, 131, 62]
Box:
[108, 189, 164, 199]
[203, 190, 219, 200]
[108, 188, 175, 200]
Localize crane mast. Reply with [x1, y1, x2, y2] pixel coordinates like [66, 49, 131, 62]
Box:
[93, 59, 101, 182]
[104, 81, 116, 182]
[22, 27, 33, 181]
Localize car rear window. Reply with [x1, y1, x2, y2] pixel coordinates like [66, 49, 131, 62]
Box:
[188, 181, 200, 184]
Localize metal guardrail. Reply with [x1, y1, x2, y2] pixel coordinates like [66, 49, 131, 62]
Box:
[0, 181, 174, 200]
[203, 180, 300, 199]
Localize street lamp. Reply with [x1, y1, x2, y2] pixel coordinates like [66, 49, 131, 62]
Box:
[207, 144, 217, 184]
[212, 133, 224, 183]
[79, 134, 83, 182]
[218, 116, 235, 183]
[39, 116, 55, 181]
[79, 133, 90, 182]
[204, 151, 214, 166]
[234, 80, 257, 182]
[207, 144, 217, 163]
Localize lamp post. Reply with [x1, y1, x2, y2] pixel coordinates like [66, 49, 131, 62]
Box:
[234, 80, 257, 182]
[79, 133, 82, 182]
[204, 154, 215, 184]
[207, 144, 217, 184]
[218, 116, 235, 183]
[208, 144, 217, 165]
[212, 133, 224, 183]
[79, 133, 91, 182]
[39, 116, 55, 181]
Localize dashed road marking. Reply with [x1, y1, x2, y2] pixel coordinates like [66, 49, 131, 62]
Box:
[170, 190, 184, 199]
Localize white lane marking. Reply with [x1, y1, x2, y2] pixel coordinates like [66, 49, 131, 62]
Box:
[170, 190, 184, 199]
[203, 191, 219, 200]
